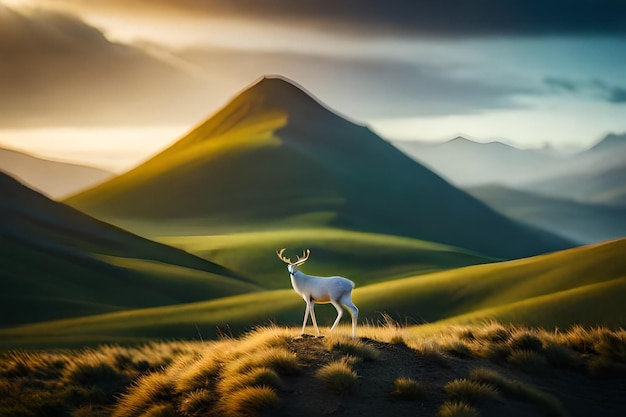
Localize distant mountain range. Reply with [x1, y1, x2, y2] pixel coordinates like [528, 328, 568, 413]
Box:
[392, 133, 626, 207]
[66, 75, 572, 259]
[392, 137, 558, 186]
[0, 172, 257, 327]
[0, 147, 114, 198]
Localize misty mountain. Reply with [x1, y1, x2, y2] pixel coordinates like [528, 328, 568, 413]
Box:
[391, 136, 561, 186]
[0, 147, 114, 198]
[66, 75, 572, 260]
[466, 184, 626, 244]
[522, 164, 626, 208]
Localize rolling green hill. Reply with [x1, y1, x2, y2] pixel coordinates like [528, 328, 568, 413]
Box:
[156, 229, 496, 289]
[2, 238, 623, 348]
[66, 75, 572, 260]
[0, 172, 259, 327]
[466, 184, 626, 244]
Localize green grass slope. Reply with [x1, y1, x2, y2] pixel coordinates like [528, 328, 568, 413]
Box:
[2, 239, 624, 348]
[156, 228, 496, 289]
[66, 75, 572, 260]
[0, 172, 259, 327]
[466, 184, 626, 244]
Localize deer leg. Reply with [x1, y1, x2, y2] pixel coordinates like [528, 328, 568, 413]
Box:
[341, 296, 359, 338]
[309, 302, 321, 336]
[329, 300, 344, 333]
[301, 302, 310, 336]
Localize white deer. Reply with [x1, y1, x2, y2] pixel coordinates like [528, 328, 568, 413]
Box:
[277, 248, 359, 338]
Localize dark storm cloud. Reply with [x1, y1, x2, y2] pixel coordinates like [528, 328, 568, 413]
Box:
[64, 0, 626, 38]
[0, 5, 213, 127]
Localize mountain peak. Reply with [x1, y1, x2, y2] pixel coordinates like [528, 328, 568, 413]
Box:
[240, 74, 335, 116]
[590, 132, 626, 151]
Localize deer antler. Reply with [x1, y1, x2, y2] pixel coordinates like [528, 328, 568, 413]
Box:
[294, 249, 311, 265]
[276, 248, 293, 264]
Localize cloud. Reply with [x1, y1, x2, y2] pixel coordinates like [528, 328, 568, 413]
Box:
[175, 47, 532, 119]
[607, 87, 626, 103]
[54, 0, 626, 38]
[0, 5, 218, 127]
[543, 76, 626, 104]
[0, 3, 538, 129]
[544, 77, 580, 92]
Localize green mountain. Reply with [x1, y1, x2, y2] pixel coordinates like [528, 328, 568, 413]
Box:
[0, 172, 258, 327]
[66, 75, 572, 259]
[466, 184, 626, 244]
[2, 238, 623, 348]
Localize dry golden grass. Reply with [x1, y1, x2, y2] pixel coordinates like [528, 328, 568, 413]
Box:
[113, 372, 174, 417]
[444, 378, 501, 403]
[469, 367, 565, 417]
[391, 377, 424, 400]
[217, 367, 283, 393]
[507, 349, 550, 374]
[315, 357, 358, 394]
[438, 400, 480, 417]
[218, 386, 279, 417]
[324, 334, 380, 361]
[3, 322, 626, 417]
[177, 389, 216, 416]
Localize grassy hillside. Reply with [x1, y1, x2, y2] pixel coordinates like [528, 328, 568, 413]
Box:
[466, 184, 626, 244]
[2, 239, 623, 348]
[3, 324, 626, 417]
[66, 75, 572, 260]
[156, 228, 496, 289]
[0, 172, 257, 327]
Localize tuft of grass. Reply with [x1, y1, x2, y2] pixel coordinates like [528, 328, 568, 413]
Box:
[438, 400, 480, 417]
[508, 332, 544, 352]
[325, 336, 380, 361]
[443, 341, 473, 358]
[479, 322, 512, 344]
[595, 332, 626, 363]
[113, 372, 174, 417]
[174, 352, 222, 393]
[587, 356, 626, 377]
[138, 404, 178, 417]
[225, 347, 299, 376]
[391, 377, 424, 400]
[219, 386, 279, 417]
[507, 350, 550, 374]
[469, 367, 565, 417]
[315, 357, 358, 395]
[444, 378, 500, 403]
[0, 350, 66, 379]
[218, 367, 282, 394]
[178, 389, 216, 416]
[542, 343, 583, 369]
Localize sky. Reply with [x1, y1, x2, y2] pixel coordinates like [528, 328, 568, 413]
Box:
[0, 0, 625, 172]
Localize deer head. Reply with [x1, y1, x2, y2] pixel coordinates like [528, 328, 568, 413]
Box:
[277, 248, 310, 274]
